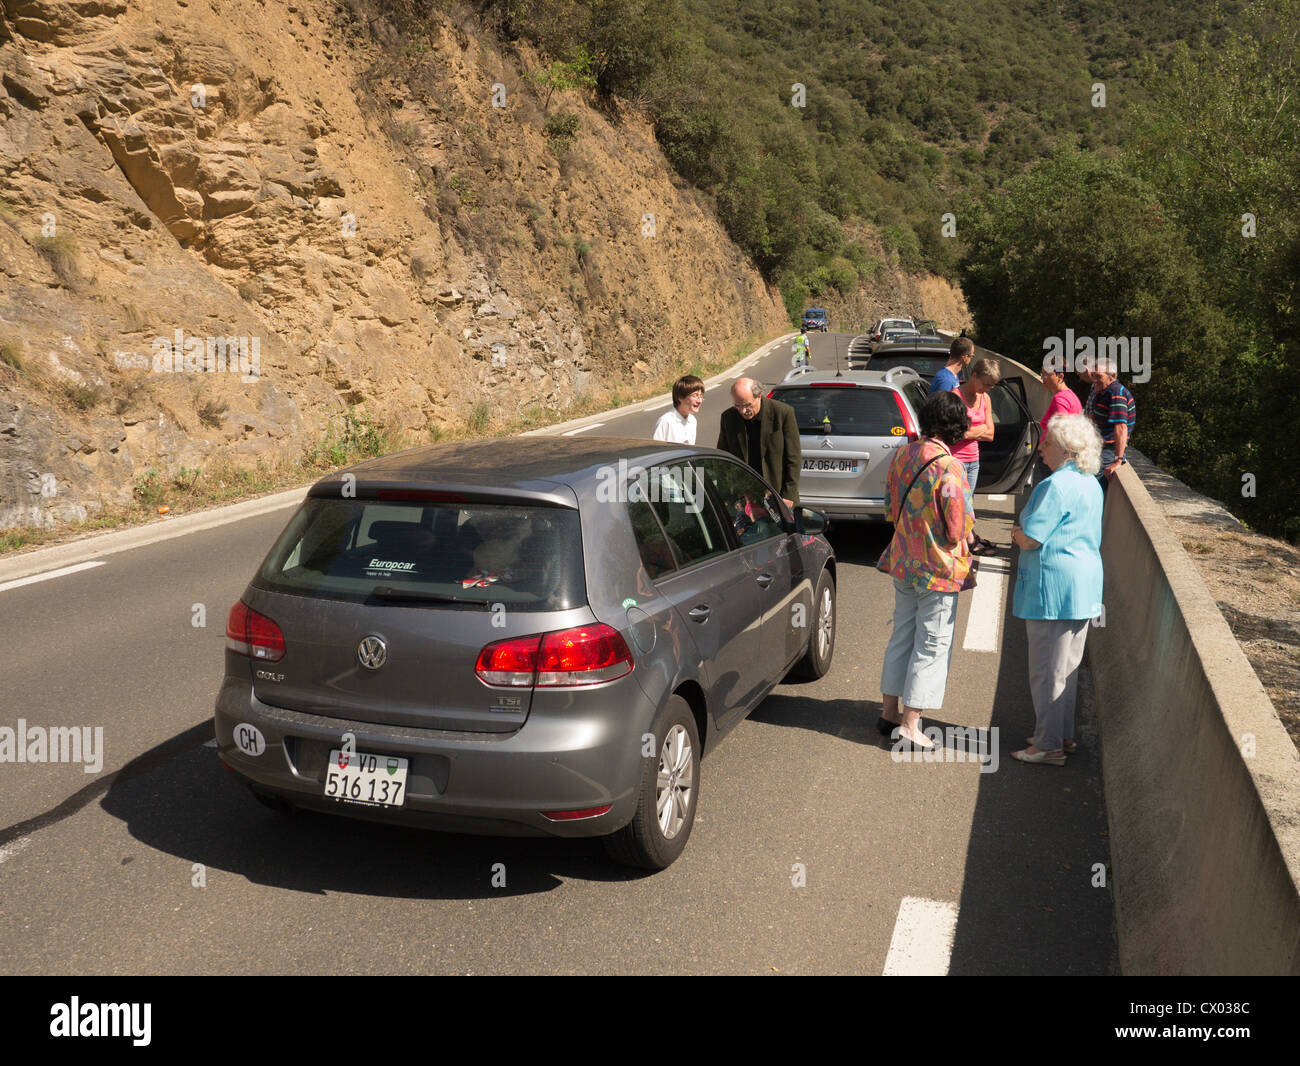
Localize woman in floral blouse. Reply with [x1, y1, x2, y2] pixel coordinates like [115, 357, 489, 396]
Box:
[876, 390, 976, 750]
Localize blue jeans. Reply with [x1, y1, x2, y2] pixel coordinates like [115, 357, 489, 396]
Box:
[961, 459, 979, 514]
[1098, 447, 1115, 493]
[880, 578, 959, 711]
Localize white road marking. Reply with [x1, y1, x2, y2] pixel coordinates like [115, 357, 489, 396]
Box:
[883, 896, 959, 976]
[0, 838, 32, 866]
[203, 738, 218, 748]
[561, 423, 606, 436]
[0, 560, 105, 593]
[962, 555, 1011, 652]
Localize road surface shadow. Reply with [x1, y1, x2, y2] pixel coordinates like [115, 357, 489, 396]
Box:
[99, 737, 652, 899]
[946, 550, 1119, 975]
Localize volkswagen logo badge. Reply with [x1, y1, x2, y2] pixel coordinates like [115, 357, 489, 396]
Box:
[357, 635, 387, 671]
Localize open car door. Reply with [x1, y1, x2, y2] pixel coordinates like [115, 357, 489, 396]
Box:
[976, 377, 1039, 494]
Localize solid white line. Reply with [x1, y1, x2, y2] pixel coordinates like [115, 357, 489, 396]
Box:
[0, 486, 308, 587]
[882, 896, 959, 976]
[962, 555, 1011, 652]
[561, 423, 605, 436]
[0, 560, 105, 593]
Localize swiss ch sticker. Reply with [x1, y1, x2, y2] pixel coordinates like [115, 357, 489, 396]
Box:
[233, 723, 266, 757]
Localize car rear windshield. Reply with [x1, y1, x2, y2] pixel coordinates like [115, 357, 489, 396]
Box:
[869, 355, 948, 378]
[777, 386, 907, 436]
[254, 497, 585, 610]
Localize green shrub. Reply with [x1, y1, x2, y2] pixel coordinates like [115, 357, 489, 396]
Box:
[543, 112, 581, 151]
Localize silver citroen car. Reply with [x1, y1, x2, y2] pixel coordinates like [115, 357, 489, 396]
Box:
[214, 437, 835, 869]
[769, 365, 1037, 521]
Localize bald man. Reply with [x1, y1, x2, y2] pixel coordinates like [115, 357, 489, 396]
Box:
[717, 377, 801, 507]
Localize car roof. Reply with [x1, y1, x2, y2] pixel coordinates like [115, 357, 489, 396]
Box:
[771, 369, 915, 390]
[310, 436, 729, 501]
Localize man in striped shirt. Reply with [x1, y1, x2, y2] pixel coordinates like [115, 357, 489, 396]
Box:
[1086, 356, 1135, 489]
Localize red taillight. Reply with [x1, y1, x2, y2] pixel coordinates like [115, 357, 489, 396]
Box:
[225, 600, 286, 662]
[474, 634, 542, 686]
[542, 805, 612, 821]
[893, 392, 920, 442]
[475, 624, 633, 687]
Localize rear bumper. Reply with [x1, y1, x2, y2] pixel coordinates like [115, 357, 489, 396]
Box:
[798, 494, 888, 522]
[213, 677, 650, 837]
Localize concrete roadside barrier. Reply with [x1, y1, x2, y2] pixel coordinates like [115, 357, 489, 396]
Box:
[1090, 462, 1300, 974]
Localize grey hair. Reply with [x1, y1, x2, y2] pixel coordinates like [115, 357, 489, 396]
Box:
[1092, 355, 1118, 376]
[1046, 412, 1103, 476]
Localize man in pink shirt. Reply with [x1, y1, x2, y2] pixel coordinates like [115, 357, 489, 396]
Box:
[1032, 356, 1083, 484]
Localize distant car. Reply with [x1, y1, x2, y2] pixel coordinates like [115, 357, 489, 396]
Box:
[802, 308, 829, 332]
[214, 437, 836, 870]
[881, 328, 922, 346]
[869, 317, 915, 343]
[914, 320, 939, 337]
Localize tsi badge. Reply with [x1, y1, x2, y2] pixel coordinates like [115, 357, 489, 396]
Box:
[233, 723, 266, 757]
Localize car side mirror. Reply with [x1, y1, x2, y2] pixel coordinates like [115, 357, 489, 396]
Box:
[795, 507, 829, 536]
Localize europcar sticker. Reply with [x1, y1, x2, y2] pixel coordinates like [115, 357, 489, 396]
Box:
[366, 558, 416, 574]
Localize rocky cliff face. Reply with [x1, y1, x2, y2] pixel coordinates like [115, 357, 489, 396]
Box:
[0, 0, 788, 527]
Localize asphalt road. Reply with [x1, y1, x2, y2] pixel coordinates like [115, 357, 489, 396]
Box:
[0, 331, 1117, 974]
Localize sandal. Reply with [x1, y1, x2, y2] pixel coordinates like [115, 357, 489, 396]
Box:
[1011, 747, 1066, 766]
[1026, 736, 1077, 753]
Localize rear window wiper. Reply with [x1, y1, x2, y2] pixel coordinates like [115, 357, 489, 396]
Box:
[369, 585, 478, 605]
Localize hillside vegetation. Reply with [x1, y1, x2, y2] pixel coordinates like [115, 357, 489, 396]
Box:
[961, 0, 1300, 539]
[461, 0, 1241, 319]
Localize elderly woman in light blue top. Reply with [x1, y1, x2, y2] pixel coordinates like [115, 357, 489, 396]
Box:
[1009, 413, 1105, 766]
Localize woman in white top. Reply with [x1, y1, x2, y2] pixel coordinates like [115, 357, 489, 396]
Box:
[653, 374, 704, 444]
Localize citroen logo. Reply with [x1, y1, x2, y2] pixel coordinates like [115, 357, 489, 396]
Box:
[820, 437, 835, 449]
[357, 635, 387, 670]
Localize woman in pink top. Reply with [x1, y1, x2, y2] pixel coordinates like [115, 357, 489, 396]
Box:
[952, 358, 999, 554]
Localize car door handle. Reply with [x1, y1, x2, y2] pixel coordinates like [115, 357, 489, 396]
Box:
[688, 605, 711, 622]
[755, 572, 773, 588]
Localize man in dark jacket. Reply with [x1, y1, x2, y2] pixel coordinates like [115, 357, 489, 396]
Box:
[717, 377, 802, 507]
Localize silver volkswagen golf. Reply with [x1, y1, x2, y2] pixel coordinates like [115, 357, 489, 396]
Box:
[214, 437, 835, 869]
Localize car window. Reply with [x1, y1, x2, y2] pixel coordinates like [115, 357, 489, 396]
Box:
[903, 380, 929, 411]
[256, 497, 584, 609]
[775, 385, 907, 437]
[636, 465, 729, 569]
[871, 354, 948, 378]
[627, 498, 677, 580]
[989, 383, 1022, 426]
[693, 458, 785, 546]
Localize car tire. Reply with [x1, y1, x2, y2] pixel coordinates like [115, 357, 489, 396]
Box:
[791, 569, 835, 680]
[603, 696, 699, 870]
